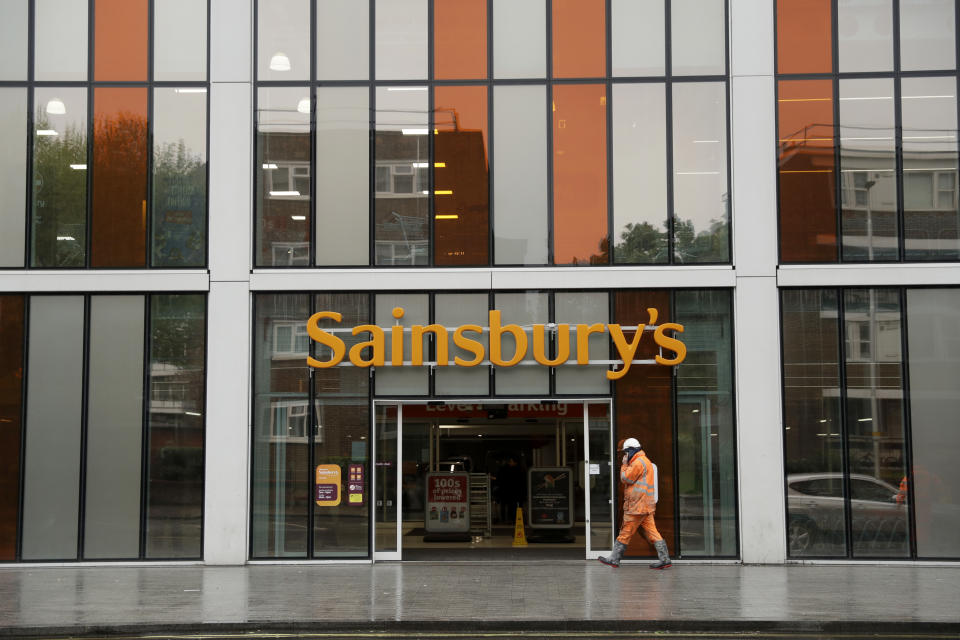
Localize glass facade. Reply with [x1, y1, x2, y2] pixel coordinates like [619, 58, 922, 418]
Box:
[777, 0, 960, 262]
[254, 0, 730, 267]
[0, 293, 206, 561]
[251, 289, 737, 560]
[0, 0, 209, 269]
[782, 287, 960, 559]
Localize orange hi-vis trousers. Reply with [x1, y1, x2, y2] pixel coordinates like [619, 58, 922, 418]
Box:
[617, 512, 663, 546]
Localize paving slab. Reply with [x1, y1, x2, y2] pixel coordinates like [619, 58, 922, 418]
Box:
[0, 562, 957, 637]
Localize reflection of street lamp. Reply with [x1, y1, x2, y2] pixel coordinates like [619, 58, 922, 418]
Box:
[864, 177, 876, 260]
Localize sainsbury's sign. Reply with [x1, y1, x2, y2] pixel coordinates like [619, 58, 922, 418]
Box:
[306, 307, 685, 380]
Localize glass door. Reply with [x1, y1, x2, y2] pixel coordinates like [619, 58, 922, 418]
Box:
[584, 401, 614, 558]
[374, 403, 401, 560]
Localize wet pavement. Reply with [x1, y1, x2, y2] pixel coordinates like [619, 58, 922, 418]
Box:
[0, 562, 957, 638]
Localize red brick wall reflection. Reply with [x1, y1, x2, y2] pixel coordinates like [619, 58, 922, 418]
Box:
[614, 291, 675, 556]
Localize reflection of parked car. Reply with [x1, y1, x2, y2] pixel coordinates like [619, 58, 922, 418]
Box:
[787, 473, 908, 555]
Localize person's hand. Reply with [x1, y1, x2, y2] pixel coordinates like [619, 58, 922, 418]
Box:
[622, 453, 628, 465]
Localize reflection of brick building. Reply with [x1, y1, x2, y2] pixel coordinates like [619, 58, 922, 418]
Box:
[258, 131, 311, 265]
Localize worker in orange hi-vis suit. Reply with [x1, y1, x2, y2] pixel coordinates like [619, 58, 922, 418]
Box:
[598, 438, 671, 569]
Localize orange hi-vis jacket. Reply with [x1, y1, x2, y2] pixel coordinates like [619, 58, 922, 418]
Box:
[620, 449, 657, 515]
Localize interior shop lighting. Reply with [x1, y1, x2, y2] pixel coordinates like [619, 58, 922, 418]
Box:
[45, 98, 66, 114]
[56, 236, 75, 241]
[262, 163, 278, 169]
[174, 88, 207, 94]
[412, 162, 447, 168]
[269, 52, 291, 71]
[435, 214, 459, 220]
[69, 164, 87, 170]
[36, 129, 58, 136]
[269, 190, 300, 196]
[434, 190, 453, 195]
[857, 417, 873, 422]
[402, 128, 428, 135]
[297, 98, 310, 114]
[185, 411, 202, 417]
[291, 215, 307, 221]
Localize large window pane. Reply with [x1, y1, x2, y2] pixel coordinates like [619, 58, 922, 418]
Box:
[0, 0, 27, 80]
[35, 0, 87, 81]
[31, 87, 87, 268]
[375, 294, 429, 395]
[614, 290, 674, 558]
[0, 88, 27, 267]
[493, 85, 547, 264]
[675, 290, 736, 556]
[252, 294, 311, 558]
[837, 0, 893, 73]
[671, 0, 725, 76]
[493, 0, 545, 79]
[842, 289, 909, 557]
[900, 0, 955, 71]
[435, 0, 486, 80]
[21, 296, 84, 560]
[435, 293, 489, 396]
[611, 0, 664, 77]
[612, 83, 667, 264]
[839, 79, 897, 261]
[776, 0, 832, 74]
[493, 293, 548, 395]
[0, 296, 25, 561]
[778, 80, 837, 262]
[555, 292, 609, 394]
[375, 0, 427, 80]
[258, 0, 310, 81]
[257, 87, 311, 267]
[155, 0, 208, 81]
[152, 87, 208, 267]
[317, 0, 369, 80]
[91, 87, 148, 267]
[782, 289, 845, 557]
[552, 0, 605, 79]
[375, 87, 429, 265]
[84, 296, 145, 560]
[906, 289, 960, 558]
[901, 77, 959, 260]
[434, 85, 489, 265]
[673, 82, 728, 263]
[94, 0, 148, 81]
[313, 294, 369, 557]
[553, 84, 607, 265]
[146, 294, 206, 558]
[316, 87, 369, 266]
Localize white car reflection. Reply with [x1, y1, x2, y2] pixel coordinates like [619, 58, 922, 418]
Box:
[787, 472, 908, 555]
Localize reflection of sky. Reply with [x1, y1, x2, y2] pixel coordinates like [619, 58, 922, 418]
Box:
[672, 83, 727, 234]
[154, 89, 206, 161]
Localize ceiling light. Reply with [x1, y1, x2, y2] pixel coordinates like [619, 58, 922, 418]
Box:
[291, 215, 306, 221]
[269, 190, 300, 196]
[174, 88, 207, 94]
[402, 128, 428, 135]
[56, 236, 76, 241]
[434, 190, 453, 195]
[69, 164, 86, 170]
[435, 214, 459, 220]
[37, 129, 58, 136]
[262, 163, 278, 169]
[45, 98, 66, 115]
[297, 97, 310, 114]
[269, 52, 291, 71]
[185, 411, 202, 416]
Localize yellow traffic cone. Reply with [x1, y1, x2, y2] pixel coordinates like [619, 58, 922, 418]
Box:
[512, 506, 527, 546]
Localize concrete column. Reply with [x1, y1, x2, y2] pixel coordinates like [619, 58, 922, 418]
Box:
[730, 0, 786, 563]
[204, 0, 253, 565]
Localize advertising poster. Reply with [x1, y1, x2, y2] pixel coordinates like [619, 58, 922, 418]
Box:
[529, 467, 573, 529]
[315, 464, 341, 506]
[425, 473, 470, 533]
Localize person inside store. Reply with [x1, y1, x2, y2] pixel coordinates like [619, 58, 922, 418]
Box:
[598, 438, 671, 569]
[495, 455, 525, 525]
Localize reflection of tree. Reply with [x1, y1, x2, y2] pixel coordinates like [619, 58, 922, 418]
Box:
[153, 141, 206, 266]
[32, 116, 87, 267]
[614, 216, 729, 263]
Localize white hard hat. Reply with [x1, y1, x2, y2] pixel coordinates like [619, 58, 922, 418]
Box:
[622, 437, 641, 450]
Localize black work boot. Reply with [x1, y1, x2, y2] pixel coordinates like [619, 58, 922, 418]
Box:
[649, 539, 672, 569]
[598, 541, 627, 568]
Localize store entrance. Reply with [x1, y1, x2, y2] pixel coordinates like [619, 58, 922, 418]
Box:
[372, 400, 614, 561]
